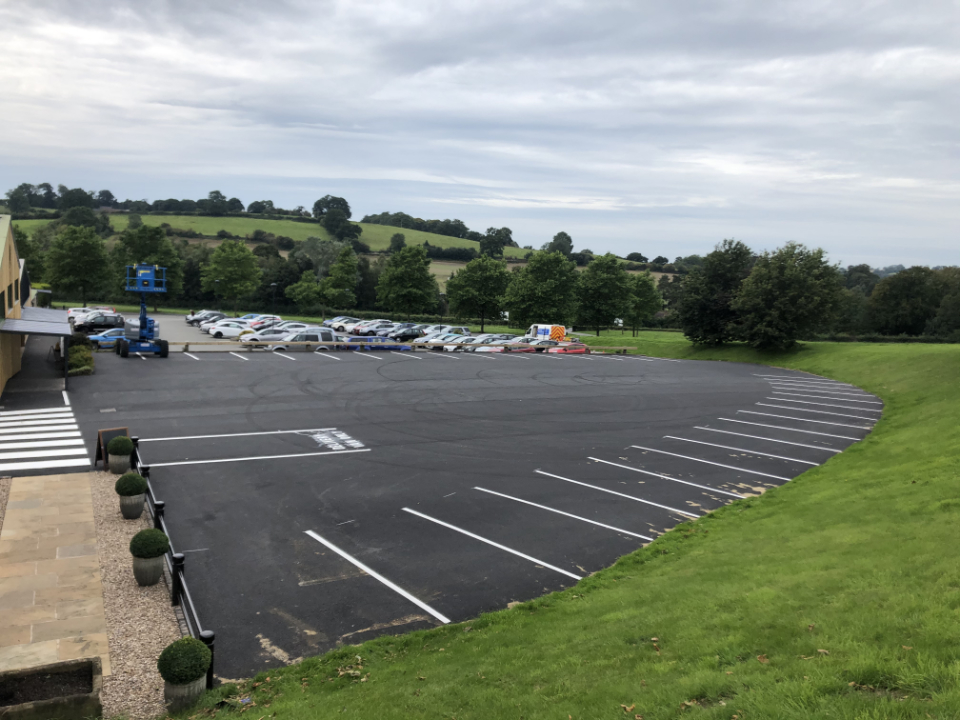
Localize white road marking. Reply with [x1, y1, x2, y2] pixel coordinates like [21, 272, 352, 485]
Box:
[229, 352, 249, 361]
[764, 378, 857, 388]
[753, 374, 849, 384]
[146, 448, 371, 467]
[140, 428, 337, 443]
[136, 353, 146, 360]
[0, 412, 74, 422]
[0, 431, 82, 442]
[0, 424, 78, 435]
[0, 417, 77, 428]
[755, 403, 877, 422]
[587, 457, 748, 497]
[353, 351, 381, 359]
[772, 391, 881, 405]
[468, 354, 496, 359]
[718, 419, 860, 440]
[628, 445, 791, 481]
[274, 352, 297, 361]
[535, 470, 700, 518]
[0, 448, 90, 461]
[738, 410, 870, 430]
[62, 391, 70, 406]
[402, 507, 583, 581]
[429, 353, 459, 360]
[694, 427, 841, 452]
[184, 352, 201, 360]
[767, 397, 882, 412]
[0, 458, 90, 472]
[305, 530, 451, 624]
[391, 351, 419, 359]
[314, 351, 342, 360]
[475, 486, 653, 540]
[769, 384, 873, 398]
[663, 436, 819, 466]
[0, 438, 86, 450]
[0, 407, 72, 417]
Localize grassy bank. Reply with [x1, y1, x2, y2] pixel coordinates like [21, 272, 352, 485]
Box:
[164, 337, 960, 719]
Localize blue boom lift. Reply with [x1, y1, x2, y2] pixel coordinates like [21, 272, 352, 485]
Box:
[117, 264, 170, 358]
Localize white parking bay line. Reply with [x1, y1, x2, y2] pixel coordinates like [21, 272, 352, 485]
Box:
[229, 352, 249, 361]
[62, 391, 70, 407]
[695, 427, 841, 452]
[474, 486, 653, 541]
[0, 457, 90, 472]
[315, 351, 342, 360]
[147, 448, 371, 467]
[353, 351, 381, 360]
[534, 470, 700, 518]
[0, 438, 85, 450]
[769, 385, 873, 398]
[767, 397, 882, 412]
[587, 457, 748, 498]
[0, 407, 73, 417]
[772, 391, 881, 405]
[629, 444, 793, 481]
[430, 353, 459, 360]
[274, 352, 297, 361]
[719, 418, 860, 441]
[184, 353, 201, 360]
[754, 374, 849, 384]
[402, 507, 583, 581]
[738, 410, 870, 430]
[755, 403, 877, 422]
[305, 531, 451, 624]
[140, 427, 336, 443]
[0, 425, 78, 435]
[391, 351, 420, 359]
[663, 436, 819, 466]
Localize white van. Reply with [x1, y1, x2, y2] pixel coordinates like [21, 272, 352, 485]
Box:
[526, 324, 566, 341]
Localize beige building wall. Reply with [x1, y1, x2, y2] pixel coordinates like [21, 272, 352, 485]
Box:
[0, 215, 23, 395]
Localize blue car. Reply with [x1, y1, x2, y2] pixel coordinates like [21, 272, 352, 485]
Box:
[346, 337, 412, 352]
[89, 328, 127, 349]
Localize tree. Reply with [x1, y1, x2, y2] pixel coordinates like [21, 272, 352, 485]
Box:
[446, 255, 511, 331]
[12, 225, 45, 281]
[247, 200, 275, 214]
[321, 247, 359, 309]
[4, 186, 30, 213]
[285, 271, 322, 313]
[201, 239, 260, 314]
[843, 264, 880, 296]
[575, 253, 633, 336]
[733, 243, 843, 349]
[296, 236, 347, 279]
[926, 291, 960, 338]
[480, 227, 513, 258]
[503, 251, 579, 327]
[652, 255, 669, 265]
[389, 233, 406, 253]
[623, 272, 662, 336]
[312, 195, 351, 219]
[128, 214, 143, 229]
[116, 225, 184, 304]
[95, 189, 116, 207]
[868, 266, 944, 336]
[199, 190, 228, 216]
[541, 231, 573, 256]
[37, 183, 57, 208]
[59, 207, 113, 237]
[626, 252, 648, 263]
[226, 197, 244, 213]
[46, 226, 110, 305]
[57, 186, 94, 210]
[322, 209, 362, 242]
[376, 245, 439, 317]
[676, 239, 754, 345]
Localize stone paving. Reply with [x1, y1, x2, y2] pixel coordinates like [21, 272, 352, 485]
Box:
[0, 473, 111, 675]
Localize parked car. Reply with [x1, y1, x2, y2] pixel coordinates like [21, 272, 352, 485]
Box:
[201, 318, 253, 333]
[330, 317, 362, 332]
[342, 319, 382, 334]
[547, 343, 590, 354]
[346, 336, 412, 352]
[419, 324, 452, 336]
[74, 313, 125, 333]
[353, 320, 394, 336]
[376, 322, 415, 337]
[270, 321, 311, 332]
[248, 315, 283, 331]
[239, 327, 296, 347]
[324, 316, 357, 330]
[268, 327, 340, 352]
[444, 336, 480, 352]
[521, 339, 560, 353]
[190, 311, 225, 327]
[389, 325, 428, 341]
[89, 327, 127, 349]
[209, 321, 253, 339]
[185, 310, 215, 324]
[473, 338, 513, 352]
[66, 307, 90, 320]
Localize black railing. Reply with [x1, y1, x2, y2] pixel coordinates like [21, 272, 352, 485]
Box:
[131, 437, 216, 689]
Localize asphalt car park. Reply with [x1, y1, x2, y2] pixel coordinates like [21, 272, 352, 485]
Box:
[61, 348, 882, 679]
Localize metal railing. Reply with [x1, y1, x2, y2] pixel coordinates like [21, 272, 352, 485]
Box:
[131, 438, 216, 689]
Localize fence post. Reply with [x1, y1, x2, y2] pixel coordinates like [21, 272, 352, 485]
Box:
[171, 553, 184, 607]
[154, 500, 165, 531]
[130, 437, 139, 472]
[200, 630, 216, 689]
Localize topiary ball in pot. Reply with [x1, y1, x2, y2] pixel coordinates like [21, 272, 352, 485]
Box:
[129, 528, 169, 586]
[158, 637, 211, 712]
[115, 472, 147, 520]
[107, 435, 134, 474]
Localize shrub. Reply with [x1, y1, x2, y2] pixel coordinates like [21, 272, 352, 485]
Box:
[115, 472, 147, 496]
[36, 292, 52, 308]
[67, 366, 94, 376]
[129, 528, 169, 559]
[68, 345, 93, 370]
[157, 637, 211, 685]
[107, 435, 134, 457]
[71, 332, 92, 347]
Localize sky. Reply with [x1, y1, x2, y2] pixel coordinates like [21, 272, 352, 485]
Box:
[1, 0, 957, 267]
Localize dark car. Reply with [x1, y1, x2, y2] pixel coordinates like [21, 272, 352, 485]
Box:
[390, 324, 429, 341]
[190, 311, 225, 326]
[74, 313, 125, 333]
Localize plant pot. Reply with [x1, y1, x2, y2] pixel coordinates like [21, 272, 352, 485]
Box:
[164, 675, 206, 712]
[119, 493, 145, 520]
[108, 454, 130, 474]
[132, 555, 164, 586]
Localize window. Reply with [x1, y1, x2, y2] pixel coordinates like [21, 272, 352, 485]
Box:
[0, 291, 5, 314]
[304, 335, 319, 342]
[320, 331, 333, 341]
[6, 284, 11, 310]
[14, 282, 18, 304]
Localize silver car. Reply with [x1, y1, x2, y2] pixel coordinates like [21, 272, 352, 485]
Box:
[268, 327, 341, 352]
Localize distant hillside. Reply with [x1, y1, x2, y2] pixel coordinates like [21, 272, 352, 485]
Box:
[12, 213, 528, 258]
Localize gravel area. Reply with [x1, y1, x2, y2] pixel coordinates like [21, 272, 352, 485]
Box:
[0, 477, 9, 534]
[91, 471, 181, 720]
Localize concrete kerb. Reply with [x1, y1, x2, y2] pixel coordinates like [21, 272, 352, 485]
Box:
[165, 341, 633, 354]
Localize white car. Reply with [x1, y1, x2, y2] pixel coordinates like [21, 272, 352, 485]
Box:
[209, 321, 252, 339]
[185, 309, 216, 323]
[201, 318, 250, 333]
[444, 337, 479, 352]
[239, 327, 295, 346]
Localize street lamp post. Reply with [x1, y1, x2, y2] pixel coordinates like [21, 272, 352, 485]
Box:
[270, 282, 278, 318]
[214, 280, 221, 314]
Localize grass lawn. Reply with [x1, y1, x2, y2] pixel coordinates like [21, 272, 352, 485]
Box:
[162, 335, 960, 720]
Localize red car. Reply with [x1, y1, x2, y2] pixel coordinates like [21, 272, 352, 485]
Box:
[547, 343, 590, 354]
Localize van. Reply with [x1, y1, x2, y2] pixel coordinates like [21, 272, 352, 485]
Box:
[526, 324, 566, 341]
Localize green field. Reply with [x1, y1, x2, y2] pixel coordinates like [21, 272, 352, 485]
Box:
[12, 214, 527, 257]
[164, 336, 960, 720]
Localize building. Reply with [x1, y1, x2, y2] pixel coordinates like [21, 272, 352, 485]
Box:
[0, 215, 24, 393]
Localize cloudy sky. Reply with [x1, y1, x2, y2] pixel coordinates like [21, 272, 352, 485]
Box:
[1, 0, 957, 266]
